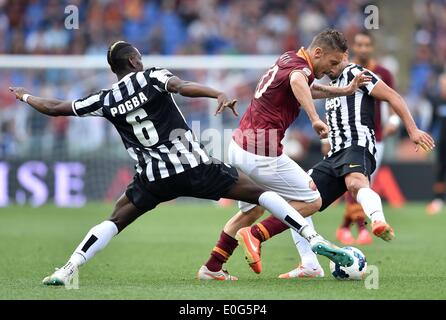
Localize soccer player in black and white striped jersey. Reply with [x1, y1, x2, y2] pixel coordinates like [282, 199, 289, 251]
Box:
[277, 56, 436, 278]
[9, 41, 356, 285]
[324, 62, 380, 158]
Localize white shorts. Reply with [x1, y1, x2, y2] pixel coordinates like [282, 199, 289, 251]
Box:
[228, 139, 320, 213]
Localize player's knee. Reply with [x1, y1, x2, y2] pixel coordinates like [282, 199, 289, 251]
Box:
[229, 206, 264, 223]
[109, 216, 128, 233]
[251, 186, 267, 201]
[346, 178, 359, 193]
[109, 210, 132, 233]
[303, 198, 322, 216]
[346, 177, 366, 196]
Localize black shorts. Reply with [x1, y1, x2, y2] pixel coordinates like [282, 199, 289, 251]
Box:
[309, 145, 376, 211]
[125, 158, 239, 211]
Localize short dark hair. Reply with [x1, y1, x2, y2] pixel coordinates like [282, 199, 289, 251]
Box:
[107, 41, 138, 74]
[309, 29, 348, 52]
[354, 30, 374, 43]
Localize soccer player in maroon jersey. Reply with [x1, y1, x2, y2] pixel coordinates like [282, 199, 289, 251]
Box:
[198, 29, 372, 280]
[336, 30, 400, 246]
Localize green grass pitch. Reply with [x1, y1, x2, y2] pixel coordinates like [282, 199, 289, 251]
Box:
[1, 201, 445, 299]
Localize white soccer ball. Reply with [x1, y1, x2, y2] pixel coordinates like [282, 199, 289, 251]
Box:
[329, 247, 367, 280]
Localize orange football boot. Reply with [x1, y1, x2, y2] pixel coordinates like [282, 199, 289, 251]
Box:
[356, 229, 373, 245]
[235, 227, 262, 274]
[335, 227, 355, 245]
[372, 221, 394, 242]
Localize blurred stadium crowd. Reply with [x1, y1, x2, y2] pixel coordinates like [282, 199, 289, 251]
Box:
[0, 0, 445, 162]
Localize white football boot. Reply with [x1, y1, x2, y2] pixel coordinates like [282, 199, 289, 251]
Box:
[278, 264, 325, 279]
[42, 262, 78, 286]
[197, 265, 238, 281]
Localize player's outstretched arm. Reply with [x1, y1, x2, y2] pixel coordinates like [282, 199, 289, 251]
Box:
[289, 71, 329, 138]
[370, 81, 436, 152]
[166, 77, 238, 116]
[9, 87, 74, 116]
[310, 71, 372, 99]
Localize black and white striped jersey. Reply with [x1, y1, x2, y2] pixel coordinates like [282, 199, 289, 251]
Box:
[324, 63, 381, 158]
[71, 68, 210, 181]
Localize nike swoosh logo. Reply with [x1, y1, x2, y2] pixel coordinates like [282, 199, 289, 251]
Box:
[349, 164, 362, 168]
[204, 272, 226, 280]
[246, 232, 259, 252]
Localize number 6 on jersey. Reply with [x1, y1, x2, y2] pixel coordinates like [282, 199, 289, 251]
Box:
[126, 108, 159, 147]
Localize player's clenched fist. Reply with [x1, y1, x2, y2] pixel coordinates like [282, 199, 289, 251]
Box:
[312, 119, 329, 139]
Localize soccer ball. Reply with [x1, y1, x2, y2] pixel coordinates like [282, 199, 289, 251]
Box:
[330, 247, 367, 280]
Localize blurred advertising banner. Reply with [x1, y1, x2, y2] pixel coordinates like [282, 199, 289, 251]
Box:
[0, 160, 133, 207]
[0, 160, 435, 208]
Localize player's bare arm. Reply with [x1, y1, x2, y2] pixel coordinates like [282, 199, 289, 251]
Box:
[289, 71, 329, 138]
[9, 86, 74, 116]
[166, 76, 238, 116]
[310, 71, 372, 99]
[370, 80, 435, 152]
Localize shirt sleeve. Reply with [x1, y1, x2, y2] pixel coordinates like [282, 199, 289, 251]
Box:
[351, 67, 380, 95]
[289, 61, 314, 83]
[144, 68, 175, 93]
[72, 91, 104, 117]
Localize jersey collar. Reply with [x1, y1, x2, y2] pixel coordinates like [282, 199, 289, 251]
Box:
[296, 47, 314, 72]
[352, 58, 377, 71]
[112, 72, 135, 90]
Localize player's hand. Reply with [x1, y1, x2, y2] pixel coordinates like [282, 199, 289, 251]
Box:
[215, 93, 238, 116]
[9, 87, 30, 101]
[409, 129, 435, 152]
[346, 71, 372, 95]
[312, 119, 329, 139]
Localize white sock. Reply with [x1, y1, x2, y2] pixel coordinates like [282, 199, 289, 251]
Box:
[356, 188, 386, 223]
[68, 220, 118, 267]
[291, 216, 320, 269]
[258, 191, 317, 238]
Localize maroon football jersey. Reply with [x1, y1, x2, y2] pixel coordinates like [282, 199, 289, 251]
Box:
[233, 48, 315, 157]
[366, 62, 394, 142]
